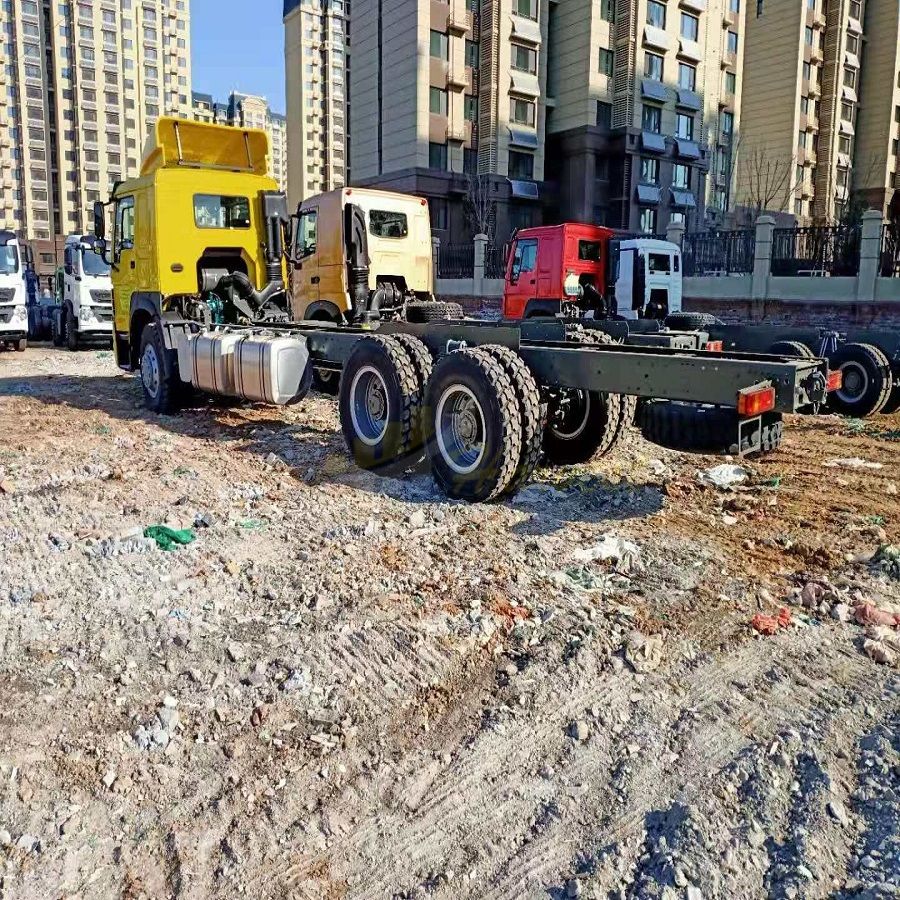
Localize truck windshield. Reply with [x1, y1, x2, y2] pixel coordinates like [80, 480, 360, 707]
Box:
[0, 245, 18, 275]
[648, 253, 671, 273]
[193, 194, 251, 229]
[81, 249, 111, 276]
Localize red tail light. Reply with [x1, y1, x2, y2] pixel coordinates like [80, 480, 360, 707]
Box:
[737, 384, 776, 416]
[705, 340, 723, 352]
[826, 370, 843, 392]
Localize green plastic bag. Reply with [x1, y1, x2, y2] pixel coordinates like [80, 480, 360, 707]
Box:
[144, 525, 196, 552]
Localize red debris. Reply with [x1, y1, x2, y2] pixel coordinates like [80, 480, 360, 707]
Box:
[751, 607, 793, 636]
[854, 603, 900, 629]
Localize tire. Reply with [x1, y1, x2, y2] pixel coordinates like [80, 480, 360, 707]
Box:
[827, 342, 893, 418]
[65, 305, 79, 351]
[405, 301, 464, 323]
[641, 401, 784, 456]
[338, 335, 424, 474]
[139, 322, 180, 414]
[665, 312, 721, 331]
[14, 339, 26, 352]
[880, 378, 900, 415]
[391, 333, 434, 449]
[542, 328, 634, 465]
[312, 367, 340, 395]
[424, 348, 522, 502]
[769, 340, 814, 358]
[480, 344, 544, 496]
[51, 310, 65, 347]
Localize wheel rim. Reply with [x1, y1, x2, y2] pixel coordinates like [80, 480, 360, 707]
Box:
[436, 385, 486, 475]
[350, 365, 390, 446]
[549, 390, 591, 441]
[141, 343, 161, 399]
[837, 361, 868, 403]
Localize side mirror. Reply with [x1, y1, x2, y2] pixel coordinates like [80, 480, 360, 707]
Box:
[510, 263, 521, 284]
[92, 201, 106, 240]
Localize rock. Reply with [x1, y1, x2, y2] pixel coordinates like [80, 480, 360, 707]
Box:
[797, 865, 813, 880]
[0, 479, 15, 495]
[157, 707, 180, 730]
[571, 535, 641, 572]
[0, 828, 10, 847]
[407, 509, 427, 529]
[195, 511, 216, 528]
[831, 603, 851, 623]
[827, 799, 849, 827]
[747, 823, 766, 848]
[227, 642, 245, 663]
[686, 888, 703, 900]
[151, 726, 170, 747]
[101, 768, 117, 789]
[624, 631, 663, 673]
[696, 464, 748, 489]
[566, 878, 581, 898]
[569, 720, 590, 742]
[16, 833, 38, 853]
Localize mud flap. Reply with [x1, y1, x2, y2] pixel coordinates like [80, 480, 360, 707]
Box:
[735, 411, 783, 456]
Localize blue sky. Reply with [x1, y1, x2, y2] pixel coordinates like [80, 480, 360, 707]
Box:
[191, 0, 286, 113]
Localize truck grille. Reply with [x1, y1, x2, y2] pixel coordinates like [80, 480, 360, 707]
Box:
[90, 289, 112, 305]
[0, 308, 12, 324]
[93, 308, 113, 323]
[0, 288, 14, 304]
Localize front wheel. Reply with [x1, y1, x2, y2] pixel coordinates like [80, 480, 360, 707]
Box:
[139, 323, 179, 414]
[65, 305, 79, 351]
[828, 342, 892, 418]
[14, 339, 26, 352]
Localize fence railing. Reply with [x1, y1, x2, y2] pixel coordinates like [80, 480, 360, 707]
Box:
[682, 230, 755, 276]
[771, 224, 861, 277]
[437, 243, 475, 279]
[484, 243, 508, 279]
[882, 224, 900, 277]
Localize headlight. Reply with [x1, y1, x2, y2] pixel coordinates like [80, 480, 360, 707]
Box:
[11, 305, 27, 323]
[80, 305, 96, 323]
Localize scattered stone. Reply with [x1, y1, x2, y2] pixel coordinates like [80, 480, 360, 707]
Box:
[686, 887, 703, 900]
[227, 642, 246, 663]
[624, 631, 663, 673]
[101, 769, 117, 789]
[0, 828, 11, 847]
[831, 603, 851, 623]
[16, 833, 38, 853]
[568, 720, 590, 742]
[407, 509, 427, 529]
[696, 464, 748, 489]
[827, 799, 850, 827]
[566, 878, 581, 898]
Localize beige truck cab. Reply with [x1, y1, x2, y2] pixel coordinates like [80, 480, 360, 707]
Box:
[292, 187, 434, 323]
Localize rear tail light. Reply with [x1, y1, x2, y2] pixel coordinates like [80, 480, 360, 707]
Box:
[705, 340, 723, 352]
[826, 369, 843, 392]
[737, 384, 776, 416]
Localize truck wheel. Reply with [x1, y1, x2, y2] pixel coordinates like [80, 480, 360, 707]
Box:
[480, 345, 544, 496]
[769, 340, 814, 358]
[339, 335, 423, 473]
[424, 348, 522, 502]
[14, 339, 26, 352]
[51, 311, 65, 347]
[405, 301, 464, 323]
[665, 312, 721, 331]
[880, 378, 900, 415]
[827, 342, 893, 417]
[139, 323, 179, 414]
[312, 368, 340, 395]
[64, 305, 79, 351]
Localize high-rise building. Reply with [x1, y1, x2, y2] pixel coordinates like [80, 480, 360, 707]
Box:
[283, 0, 350, 207]
[190, 90, 290, 194]
[0, 0, 193, 241]
[348, 0, 548, 241]
[547, 0, 743, 233]
[737, 0, 895, 221]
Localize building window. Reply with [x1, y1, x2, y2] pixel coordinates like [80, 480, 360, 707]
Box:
[843, 68, 857, 89]
[849, 0, 860, 17]
[798, 130, 808, 150]
[429, 197, 449, 231]
[429, 142, 448, 170]
[644, 52, 663, 80]
[600, 0, 615, 22]
[647, 1, 666, 27]
[596, 101, 612, 128]
[465, 95, 478, 121]
[726, 31, 738, 54]
[839, 134, 852, 154]
[804, 26, 814, 46]
[846, 33, 859, 54]
[678, 63, 696, 90]
[465, 39, 479, 68]
[729, 0, 740, 12]
[676, 113, 694, 139]
[430, 88, 448, 115]
[680, 13, 699, 40]
[515, 0, 537, 20]
[464, 148, 478, 174]
[642, 104, 662, 133]
[640, 157, 659, 184]
[511, 43, 537, 73]
[430, 30, 448, 59]
[724, 71, 736, 94]
[509, 150, 534, 180]
[639, 208, 658, 234]
[510, 96, 536, 126]
[672, 163, 690, 188]
[599, 47, 614, 76]
[841, 100, 854, 123]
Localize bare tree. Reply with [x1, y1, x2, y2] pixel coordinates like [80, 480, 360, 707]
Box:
[463, 172, 496, 239]
[735, 146, 801, 224]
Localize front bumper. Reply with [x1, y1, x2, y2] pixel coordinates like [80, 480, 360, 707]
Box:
[0, 329, 27, 342]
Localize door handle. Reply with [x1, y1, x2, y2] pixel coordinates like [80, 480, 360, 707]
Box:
[529, 278, 536, 284]
[130, 260, 135, 269]
[311, 276, 320, 284]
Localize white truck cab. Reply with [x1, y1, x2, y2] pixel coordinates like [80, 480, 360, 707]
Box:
[0, 230, 29, 351]
[612, 238, 683, 321]
[55, 234, 113, 350]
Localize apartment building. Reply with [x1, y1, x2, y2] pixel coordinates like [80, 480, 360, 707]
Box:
[283, 0, 350, 207]
[190, 91, 290, 193]
[0, 0, 193, 242]
[546, 0, 743, 233]
[737, 0, 893, 222]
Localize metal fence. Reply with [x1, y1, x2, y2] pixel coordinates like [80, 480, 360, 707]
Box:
[484, 243, 508, 279]
[682, 230, 755, 276]
[771, 225, 861, 277]
[882, 224, 900, 277]
[437, 243, 475, 279]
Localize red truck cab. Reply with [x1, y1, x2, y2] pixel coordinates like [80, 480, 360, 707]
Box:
[502, 222, 682, 321]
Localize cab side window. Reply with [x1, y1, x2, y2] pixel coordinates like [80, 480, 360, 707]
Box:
[510, 238, 538, 282]
[296, 209, 318, 258]
[114, 196, 135, 261]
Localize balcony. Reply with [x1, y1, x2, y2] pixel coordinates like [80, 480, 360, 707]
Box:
[447, 6, 469, 34]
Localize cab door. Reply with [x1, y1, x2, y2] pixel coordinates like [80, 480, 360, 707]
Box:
[615, 246, 636, 319]
[63, 246, 75, 306]
[503, 237, 538, 318]
[292, 206, 320, 318]
[112, 195, 136, 333]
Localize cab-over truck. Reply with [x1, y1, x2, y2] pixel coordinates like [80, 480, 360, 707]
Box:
[93, 118, 837, 502]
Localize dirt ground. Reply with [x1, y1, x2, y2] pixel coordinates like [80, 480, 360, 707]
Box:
[0, 345, 897, 900]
